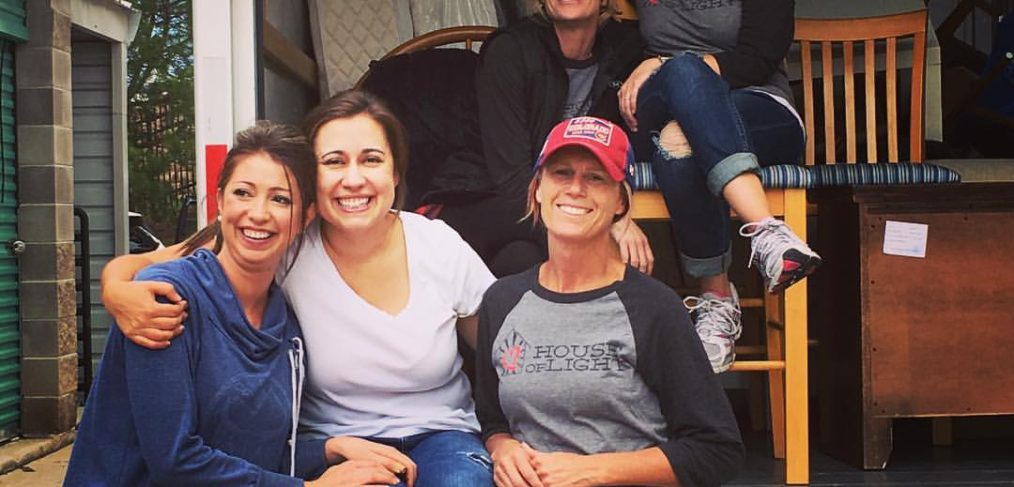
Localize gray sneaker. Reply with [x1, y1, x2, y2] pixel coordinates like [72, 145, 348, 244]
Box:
[684, 285, 742, 374]
[740, 217, 822, 294]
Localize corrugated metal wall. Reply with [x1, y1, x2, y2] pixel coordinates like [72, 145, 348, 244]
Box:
[0, 0, 26, 42]
[71, 34, 115, 372]
[0, 0, 24, 442]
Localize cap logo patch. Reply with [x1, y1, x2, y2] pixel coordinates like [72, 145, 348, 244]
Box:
[563, 117, 612, 146]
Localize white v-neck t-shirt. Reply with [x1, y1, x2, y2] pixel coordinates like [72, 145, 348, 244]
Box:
[281, 212, 495, 439]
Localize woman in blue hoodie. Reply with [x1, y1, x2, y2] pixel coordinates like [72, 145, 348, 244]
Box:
[65, 122, 399, 486]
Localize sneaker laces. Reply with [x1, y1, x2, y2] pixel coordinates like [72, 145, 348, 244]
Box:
[739, 218, 795, 278]
[683, 294, 741, 340]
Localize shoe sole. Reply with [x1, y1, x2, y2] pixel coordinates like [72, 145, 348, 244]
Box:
[769, 253, 822, 294]
[713, 352, 735, 374]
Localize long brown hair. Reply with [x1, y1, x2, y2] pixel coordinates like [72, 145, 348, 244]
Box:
[180, 121, 317, 273]
[303, 89, 410, 211]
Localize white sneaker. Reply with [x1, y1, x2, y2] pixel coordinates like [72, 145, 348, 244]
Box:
[684, 284, 742, 373]
[740, 217, 822, 294]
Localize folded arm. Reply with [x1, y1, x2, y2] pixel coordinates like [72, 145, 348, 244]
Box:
[101, 243, 190, 349]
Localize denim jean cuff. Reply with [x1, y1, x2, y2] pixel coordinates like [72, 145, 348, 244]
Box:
[707, 152, 760, 197]
[681, 248, 732, 278]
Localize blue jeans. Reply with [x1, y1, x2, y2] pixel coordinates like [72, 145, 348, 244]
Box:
[366, 430, 493, 487]
[634, 54, 804, 278]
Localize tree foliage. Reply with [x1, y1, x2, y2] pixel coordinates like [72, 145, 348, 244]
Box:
[127, 0, 194, 240]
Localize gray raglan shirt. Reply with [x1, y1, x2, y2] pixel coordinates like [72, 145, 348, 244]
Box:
[475, 266, 744, 487]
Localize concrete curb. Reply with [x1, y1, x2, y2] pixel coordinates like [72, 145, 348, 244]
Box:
[0, 431, 75, 475]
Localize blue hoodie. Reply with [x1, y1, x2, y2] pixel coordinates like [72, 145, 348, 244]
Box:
[66, 249, 306, 486]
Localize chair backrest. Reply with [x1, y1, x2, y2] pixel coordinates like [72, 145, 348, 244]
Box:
[354, 26, 497, 209]
[354, 26, 495, 88]
[794, 10, 928, 165]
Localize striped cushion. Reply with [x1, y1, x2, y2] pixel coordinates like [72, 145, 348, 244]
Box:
[760, 164, 814, 189]
[629, 162, 960, 191]
[630, 162, 661, 190]
[630, 162, 814, 190]
[810, 162, 961, 187]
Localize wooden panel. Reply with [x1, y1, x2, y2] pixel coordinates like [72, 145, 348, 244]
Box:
[843, 41, 857, 163]
[864, 39, 878, 163]
[864, 209, 1014, 416]
[781, 188, 809, 484]
[800, 40, 816, 165]
[814, 184, 1014, 470]
[886, 37, 899, 162]
[795, 10, 928, 42]
[262, 20, 317, 90]
[821, 41, 836, 164]
[910, 30, 927, 162]
[729, 360, 784, 372]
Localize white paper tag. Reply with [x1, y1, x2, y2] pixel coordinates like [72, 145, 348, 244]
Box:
[883, 220, 928, 258]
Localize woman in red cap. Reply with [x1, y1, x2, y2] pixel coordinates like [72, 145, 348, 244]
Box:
[474, 116, 743, 487]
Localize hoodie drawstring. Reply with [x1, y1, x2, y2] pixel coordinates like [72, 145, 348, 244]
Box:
[287, 337, 305, 477]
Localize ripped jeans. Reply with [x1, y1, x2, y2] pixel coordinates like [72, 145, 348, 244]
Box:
[366, 429, 493, 487]
[633, 54, 804, 278]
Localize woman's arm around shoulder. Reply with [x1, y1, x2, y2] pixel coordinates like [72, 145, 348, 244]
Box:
[102, 243, 191, 349]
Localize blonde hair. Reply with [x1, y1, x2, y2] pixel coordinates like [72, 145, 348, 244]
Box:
[522, 165, 633, 226]
[530, 0, 616, 24]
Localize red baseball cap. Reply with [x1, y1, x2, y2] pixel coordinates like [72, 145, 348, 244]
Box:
[535, 116, 635, 183]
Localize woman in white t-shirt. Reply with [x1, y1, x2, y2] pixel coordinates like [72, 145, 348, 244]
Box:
[100, 90, 496, 487]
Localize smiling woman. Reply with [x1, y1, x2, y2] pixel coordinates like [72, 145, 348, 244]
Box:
[216, 154, 305, 283]
[282, 90, 496, 487]
[475, 117, 744, 487]
[65, 122, 400, 486]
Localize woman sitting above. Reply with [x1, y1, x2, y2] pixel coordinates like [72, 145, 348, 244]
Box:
[475, 117, 744, 487]
[618, 0, 821, 373]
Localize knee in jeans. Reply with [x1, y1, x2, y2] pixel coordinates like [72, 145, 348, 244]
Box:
[658, 121, 692, 158]
[658, 53, 712, 84]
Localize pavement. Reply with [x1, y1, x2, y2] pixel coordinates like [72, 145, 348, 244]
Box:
[0, 441, 72, 486]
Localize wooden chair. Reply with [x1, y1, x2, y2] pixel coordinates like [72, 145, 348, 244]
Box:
[631, 9, 929, 485]
[796, 11, 927, 165]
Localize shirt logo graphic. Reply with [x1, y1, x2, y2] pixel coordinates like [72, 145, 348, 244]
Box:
[495, 330, 528, 376]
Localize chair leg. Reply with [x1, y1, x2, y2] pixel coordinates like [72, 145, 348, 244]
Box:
[766, 292, 786, 459]
[783, 189, 810, 485]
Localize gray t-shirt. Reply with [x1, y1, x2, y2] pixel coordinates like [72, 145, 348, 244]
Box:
[562, 59, 599, 119]
[475, 266, 744, 487]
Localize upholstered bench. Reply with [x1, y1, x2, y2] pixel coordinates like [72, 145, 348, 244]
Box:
[628, 161, 961, 192]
